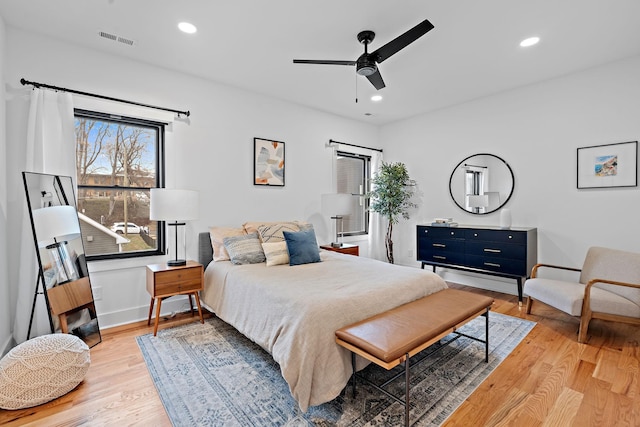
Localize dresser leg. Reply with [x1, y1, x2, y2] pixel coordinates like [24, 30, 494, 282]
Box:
[517, 277, 523, 307]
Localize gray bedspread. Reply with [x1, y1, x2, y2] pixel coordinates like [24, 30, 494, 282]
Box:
[200, 250, 447, 411]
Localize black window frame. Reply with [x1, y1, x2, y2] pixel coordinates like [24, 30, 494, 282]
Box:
[336, 150, 370, 237]
[75, 109, 166, 261]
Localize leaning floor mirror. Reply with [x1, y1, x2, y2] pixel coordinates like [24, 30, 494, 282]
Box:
[23, 171, 101, 347]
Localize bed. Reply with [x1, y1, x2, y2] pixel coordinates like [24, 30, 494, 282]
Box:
[197, 231, 448, 411]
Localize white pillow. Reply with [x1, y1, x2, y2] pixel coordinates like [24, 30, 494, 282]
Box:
[262, 241, 290, 266]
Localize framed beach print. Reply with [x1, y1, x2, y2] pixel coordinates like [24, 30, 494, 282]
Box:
[254, 137, 285, 186]
[577, 141, 638, 189]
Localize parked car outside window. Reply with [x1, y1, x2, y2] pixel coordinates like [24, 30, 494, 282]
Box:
[111, 222, 142, 234]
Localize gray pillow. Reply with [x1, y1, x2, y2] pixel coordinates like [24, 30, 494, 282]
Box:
[223, 232, 266, 265]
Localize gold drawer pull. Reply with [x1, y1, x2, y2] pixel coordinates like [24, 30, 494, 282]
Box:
[432, 243, 446, 248]
[484, 262, 501, 267]
[433, 255, 447, 260]
[484, 248, 501, 253]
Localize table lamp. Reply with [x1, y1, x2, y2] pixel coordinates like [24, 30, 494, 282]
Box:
[321, 193, 352, 247]
[150, 189, 199, 266]
[466, 194, 489, 214]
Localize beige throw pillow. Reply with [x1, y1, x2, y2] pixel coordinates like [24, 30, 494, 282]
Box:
[209, 227, 246, 261]
[262, 241, 290, 266]
[257, 223, 301, 243]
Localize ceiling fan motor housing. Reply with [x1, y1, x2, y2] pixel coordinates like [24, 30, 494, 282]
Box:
[356, 54, 377, 76]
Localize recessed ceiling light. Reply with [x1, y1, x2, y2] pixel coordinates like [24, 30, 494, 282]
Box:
[178, 22, 197, 34]
[520, 37, 540, 47]
[371, 94, 383, 102]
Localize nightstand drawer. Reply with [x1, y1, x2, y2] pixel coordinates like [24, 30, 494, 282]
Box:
[154, 269, 201, 294]
[154, 267, 201, 285]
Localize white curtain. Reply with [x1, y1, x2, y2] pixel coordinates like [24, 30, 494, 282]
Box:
[367, 150, 386, 261]
[13, 89, 75, 344]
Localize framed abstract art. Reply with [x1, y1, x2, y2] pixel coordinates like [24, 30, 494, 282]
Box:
[254, 137, 285, 186]
[577, 141, 637, 189]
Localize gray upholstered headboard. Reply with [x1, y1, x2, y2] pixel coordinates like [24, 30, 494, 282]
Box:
[198, 232, 213, 269]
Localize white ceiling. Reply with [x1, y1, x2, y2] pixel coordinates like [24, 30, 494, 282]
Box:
[2, 0, 640, 125]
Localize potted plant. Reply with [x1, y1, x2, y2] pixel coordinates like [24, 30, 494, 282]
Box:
[367, 161, 417, 264]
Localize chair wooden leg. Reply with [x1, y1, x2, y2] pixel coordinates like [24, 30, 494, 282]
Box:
[578, 312, 591, 343]
[525, 296, 533, 314]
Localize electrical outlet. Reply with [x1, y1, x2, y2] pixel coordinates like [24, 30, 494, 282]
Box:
[93, 286, 102, 300]
[407, 249, 414, 258]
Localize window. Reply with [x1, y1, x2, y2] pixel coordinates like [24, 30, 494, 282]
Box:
[336, 151, 370, 236]
[74, 110, 165, 260]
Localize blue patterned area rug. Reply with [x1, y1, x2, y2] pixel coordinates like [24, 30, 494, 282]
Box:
[137, 312, 535, 426]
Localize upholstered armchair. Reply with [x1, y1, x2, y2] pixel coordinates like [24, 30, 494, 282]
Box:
[524, 246, 640, 343]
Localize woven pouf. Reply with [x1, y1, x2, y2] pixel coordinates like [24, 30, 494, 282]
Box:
[0, 334, 90, 410]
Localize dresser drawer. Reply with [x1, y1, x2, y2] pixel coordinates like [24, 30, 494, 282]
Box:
[465, 254, 526, 276]
[466, 241, 526, 260]
[419, 226, 465, 239]
[465, 229, 526, 244]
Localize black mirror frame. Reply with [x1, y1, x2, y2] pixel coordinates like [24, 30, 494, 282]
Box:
[448, 153, 515, 215]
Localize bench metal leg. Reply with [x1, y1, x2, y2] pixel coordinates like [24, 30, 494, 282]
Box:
[485, 308, 490, 363]
[405, 353, 410, 427]
[351, 352, 357, 398]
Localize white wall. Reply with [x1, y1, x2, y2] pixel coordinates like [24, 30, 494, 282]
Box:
[380, 56, 640, 294]
[4, 27, 378, 330]
[0, 14, 12, 355]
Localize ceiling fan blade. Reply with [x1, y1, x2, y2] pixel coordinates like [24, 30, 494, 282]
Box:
[366, 69, 386, 90]
[293, 59, 356, 66]
[371, 18, 434, 63]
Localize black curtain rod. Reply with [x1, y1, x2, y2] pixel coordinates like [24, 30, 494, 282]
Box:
[20, 78, 190, 117]
[329, 139, 383, 153]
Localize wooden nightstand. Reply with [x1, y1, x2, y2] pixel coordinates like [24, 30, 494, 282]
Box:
[146, 260, 204, 336]
[320, 243, 359, 256]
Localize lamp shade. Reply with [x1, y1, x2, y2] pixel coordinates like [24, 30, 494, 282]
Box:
[321, 193, 352, 216]
[150, 189, 199, 221]
[466, 194, 489, 208]
[32, 205, 81, 245]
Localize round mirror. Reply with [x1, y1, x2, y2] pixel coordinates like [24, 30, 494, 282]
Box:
[449, 153, 514, 215]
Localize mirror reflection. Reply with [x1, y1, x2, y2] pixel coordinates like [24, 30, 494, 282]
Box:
[23, 172, 101, 347]
[449, 153, 514, 215]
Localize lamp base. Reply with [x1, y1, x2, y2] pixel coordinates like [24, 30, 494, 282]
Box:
[331, 242, 343, 248]
[167, 259, 187, 267]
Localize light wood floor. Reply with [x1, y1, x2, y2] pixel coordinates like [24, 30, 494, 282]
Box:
[2, 284, 639, 426]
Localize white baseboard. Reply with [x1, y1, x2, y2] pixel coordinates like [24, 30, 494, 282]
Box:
[96, 295, 195, 330]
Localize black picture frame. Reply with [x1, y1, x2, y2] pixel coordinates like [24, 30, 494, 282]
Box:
[254, 137, 285, 187]
[577, 141, 638, 189]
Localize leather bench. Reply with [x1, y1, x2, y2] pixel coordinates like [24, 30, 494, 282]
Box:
[335, 288, 494, 426]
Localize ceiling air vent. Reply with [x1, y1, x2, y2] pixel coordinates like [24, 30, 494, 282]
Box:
[99, 31, 135, 47]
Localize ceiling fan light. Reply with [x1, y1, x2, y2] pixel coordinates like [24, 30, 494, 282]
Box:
[357, 66, 376, 76]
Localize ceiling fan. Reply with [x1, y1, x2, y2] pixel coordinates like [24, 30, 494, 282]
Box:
[293, 18, 434, 90]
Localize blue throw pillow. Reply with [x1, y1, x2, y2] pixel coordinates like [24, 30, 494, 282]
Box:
[283, 229, 321, 266]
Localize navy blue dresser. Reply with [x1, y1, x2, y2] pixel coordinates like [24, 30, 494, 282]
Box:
[417, 225, 537, 303]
